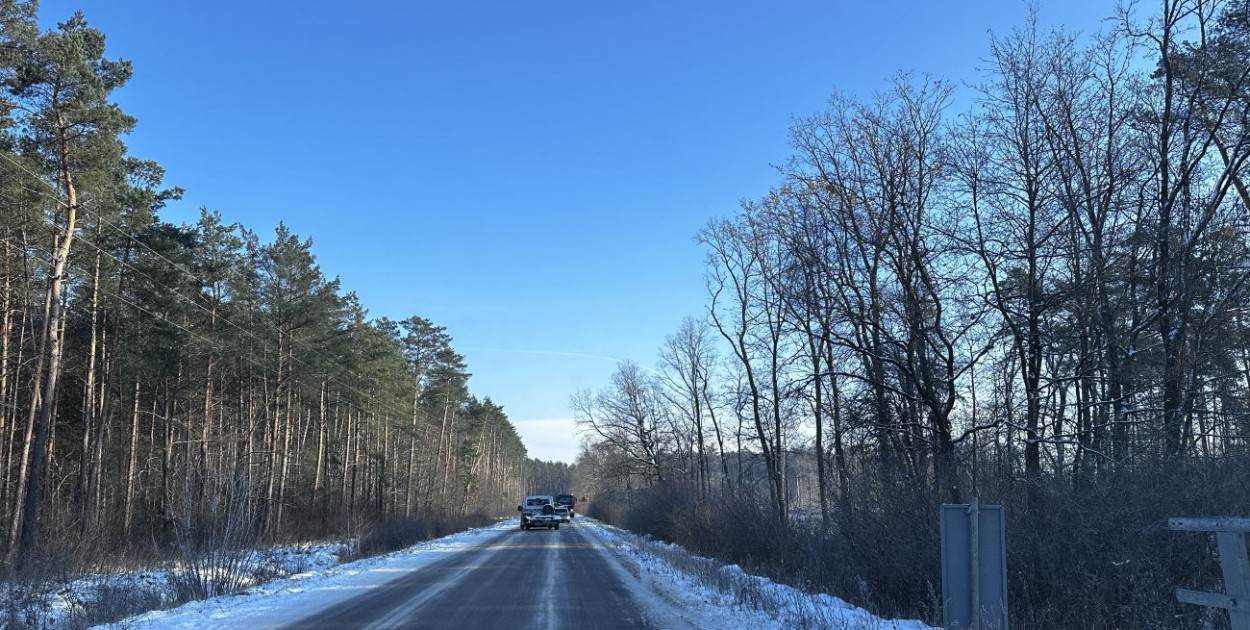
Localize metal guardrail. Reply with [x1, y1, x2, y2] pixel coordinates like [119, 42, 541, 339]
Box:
[1170, 517, 1250, 533]
[1170, 517, 1250, 630]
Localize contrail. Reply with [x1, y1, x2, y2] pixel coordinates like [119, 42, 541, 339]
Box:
[461, 347, 658, 372]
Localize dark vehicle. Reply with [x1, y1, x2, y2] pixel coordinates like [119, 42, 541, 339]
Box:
[555, 494, 576, 519]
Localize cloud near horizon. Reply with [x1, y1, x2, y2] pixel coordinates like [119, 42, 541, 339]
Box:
[513, 418, 582, 464]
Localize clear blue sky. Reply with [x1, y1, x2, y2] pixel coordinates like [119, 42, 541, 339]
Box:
[41, 0, 1118, 462]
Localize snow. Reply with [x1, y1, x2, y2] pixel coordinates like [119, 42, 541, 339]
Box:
[3, 540, 350, 630]
[579, 519, 938, 630]
[13, 517, 937, 630]
[79, 521, 512, 630]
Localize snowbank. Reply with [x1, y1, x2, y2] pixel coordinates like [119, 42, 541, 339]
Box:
[11, 516, 940, 630]
[580, 518, 938, 630]
[3, 540, 348, 630]
[81, 520, 510, 630]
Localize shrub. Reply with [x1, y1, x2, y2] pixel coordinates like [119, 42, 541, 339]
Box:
[356, 513, 494, 558]
[63, 579, 169, 630]
[598, 457, 1250, 629]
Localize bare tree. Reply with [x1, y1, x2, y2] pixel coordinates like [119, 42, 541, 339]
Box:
[658, 317, 721, 495]
[572, 362, 668, 486]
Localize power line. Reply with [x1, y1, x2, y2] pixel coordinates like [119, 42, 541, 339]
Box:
[0, 150, 440, 426]
[77, 203, 438, 425]
[1, 233, 431, 436]
[3, 233, 420, 438]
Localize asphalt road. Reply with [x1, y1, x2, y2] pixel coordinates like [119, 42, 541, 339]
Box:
[278, 521, 674, 630]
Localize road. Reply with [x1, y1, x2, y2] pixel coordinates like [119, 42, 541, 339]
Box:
[278, 520, 680, 630]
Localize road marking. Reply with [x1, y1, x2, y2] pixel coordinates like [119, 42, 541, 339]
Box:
[536, 531, 562, 630]
[362, 531, 509, 630]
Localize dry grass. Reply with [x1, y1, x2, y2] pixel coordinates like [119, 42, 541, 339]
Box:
[592, 520, 919, 630]
[591, 456, 1250, 629]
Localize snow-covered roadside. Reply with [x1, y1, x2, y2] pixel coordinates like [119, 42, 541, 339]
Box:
[578, 518, 938, 630]
[35, 516, 935, 630]
[28, 540, 349, 630]
[79, 520, 512, 630]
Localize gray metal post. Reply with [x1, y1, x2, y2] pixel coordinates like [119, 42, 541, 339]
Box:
[943, 502, 1007, 630]
[1217, 532, 1250, 630]
[970, 498, 980, 630]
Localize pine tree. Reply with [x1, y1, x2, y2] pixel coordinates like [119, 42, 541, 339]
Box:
[7, 11, 136, 565]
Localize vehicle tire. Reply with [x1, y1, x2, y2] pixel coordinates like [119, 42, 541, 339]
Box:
[554, 524, 560, 530]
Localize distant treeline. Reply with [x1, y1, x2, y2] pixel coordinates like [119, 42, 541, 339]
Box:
[574, 2, 1250, 628]
[0, 2, 528, 572]
[523, 459, 575, 496]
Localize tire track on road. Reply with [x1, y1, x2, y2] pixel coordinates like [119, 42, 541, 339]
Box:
[279, 527, 512, 630]
[282, 519, 678, 630]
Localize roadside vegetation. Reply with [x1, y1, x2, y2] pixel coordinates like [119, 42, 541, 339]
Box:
[585, 517, 931, 630]
[575, 2, 1250, 628]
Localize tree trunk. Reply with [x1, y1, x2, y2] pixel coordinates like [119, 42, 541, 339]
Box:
[77, 239, 104, 522]
[124, 380, 141, 538]
[12, 113, 81, 565]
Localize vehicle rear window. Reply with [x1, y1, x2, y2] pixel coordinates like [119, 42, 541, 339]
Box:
[557, 494, 575, 503]
[526, 498, 548, 506]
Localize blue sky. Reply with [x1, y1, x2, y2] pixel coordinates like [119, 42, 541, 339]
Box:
[40, 0, 1119, 462]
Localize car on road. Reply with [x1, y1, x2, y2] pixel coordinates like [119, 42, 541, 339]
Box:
[555, 493, 576, 518]
[554, 506, 571, 523]
[518, 495, 560, 530]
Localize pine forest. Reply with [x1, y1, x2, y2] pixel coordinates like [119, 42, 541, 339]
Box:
[0, 3, 530, 576]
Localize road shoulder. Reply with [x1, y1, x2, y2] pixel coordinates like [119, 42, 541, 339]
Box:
[94, 521, 516, 630]
[576, 518, 936, 630]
